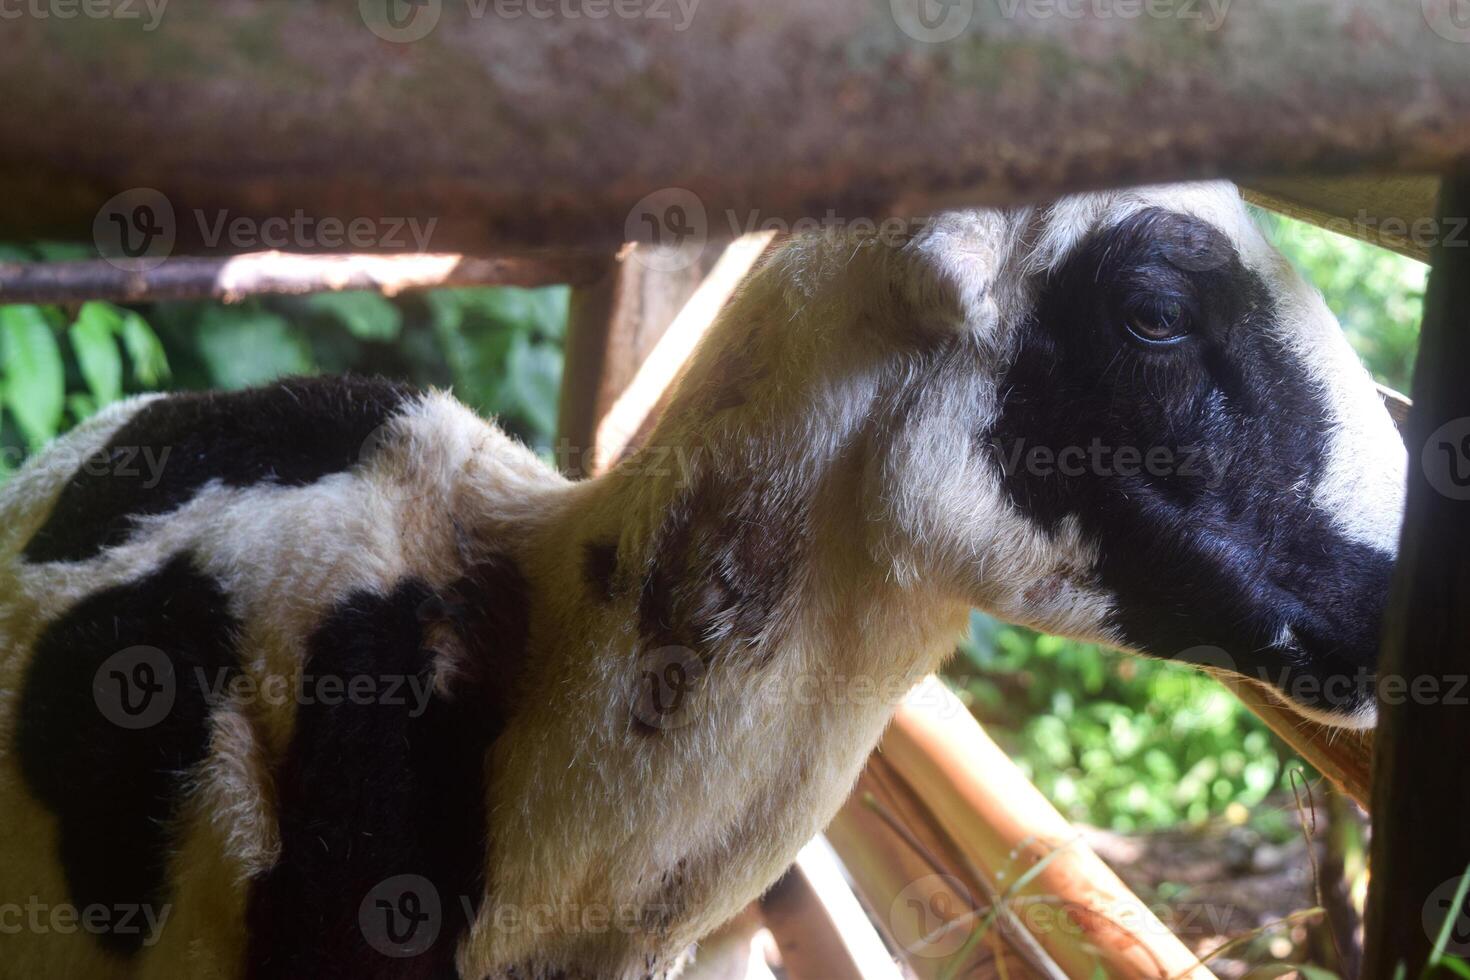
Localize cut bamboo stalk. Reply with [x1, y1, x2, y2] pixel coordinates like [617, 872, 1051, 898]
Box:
[873, 678, 1217, 980]
[1214, 676, 1372, 809]
[829, 757, 1060, 980]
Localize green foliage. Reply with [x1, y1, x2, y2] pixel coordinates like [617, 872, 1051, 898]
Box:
[0, 273, 570, 483]
[0, 296, 171, 478]
[949, 613, 1306, 834]
[1256, 209, 1427, 393]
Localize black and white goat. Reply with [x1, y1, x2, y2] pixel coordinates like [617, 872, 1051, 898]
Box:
[0, 182, 1405, 979]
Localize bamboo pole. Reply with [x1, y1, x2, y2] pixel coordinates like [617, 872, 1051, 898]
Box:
[855, 678, 1216, 980]
[0, 251, 608, 305]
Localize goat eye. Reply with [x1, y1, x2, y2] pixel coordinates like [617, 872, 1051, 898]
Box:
[1124, 299, 1189, 345]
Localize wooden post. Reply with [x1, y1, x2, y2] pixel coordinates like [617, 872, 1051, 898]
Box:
[556, 242, 713, 478]
[1363, 177, 1470, 979]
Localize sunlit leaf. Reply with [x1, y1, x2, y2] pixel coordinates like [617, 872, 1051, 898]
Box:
[0, 304, 65, 449]
[70, 302, 125, 407]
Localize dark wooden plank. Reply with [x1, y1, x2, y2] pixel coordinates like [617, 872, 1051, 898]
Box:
[4, 4, 1470, 251]
[1363, 177, 1470, 980]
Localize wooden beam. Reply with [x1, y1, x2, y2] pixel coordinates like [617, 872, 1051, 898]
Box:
[3, 3, 1469, 252]
[1362, 177, 1470, 979]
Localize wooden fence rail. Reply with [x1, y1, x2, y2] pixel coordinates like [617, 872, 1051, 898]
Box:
[2, 3, 1469, 251]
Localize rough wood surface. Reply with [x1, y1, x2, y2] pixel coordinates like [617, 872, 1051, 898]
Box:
[2, 2, 1468, 252]
[1362, 177, 1470, 980]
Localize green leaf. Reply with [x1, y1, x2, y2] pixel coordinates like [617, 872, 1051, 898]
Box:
[304, 291, 403, 342]
[0, 304, 66, 449]
[70, 302, 125, 407]
[452, 286, 571, 340]
[195, 306, 313, 390]
[120, 312, 171, 388]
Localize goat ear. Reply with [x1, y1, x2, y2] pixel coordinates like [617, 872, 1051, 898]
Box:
[894, 211, 1016, 334]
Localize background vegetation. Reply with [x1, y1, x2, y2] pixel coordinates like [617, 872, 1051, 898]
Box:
[0, 214, 1427, 838]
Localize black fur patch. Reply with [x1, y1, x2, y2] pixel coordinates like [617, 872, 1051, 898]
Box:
[24, 375, 413, 564]
[582, 541, 619, 603]
[637, 470, 804, 660]
[15, 554, 242, 955]
[989, 208, 1396, 716]
[246, 561, 529, 980]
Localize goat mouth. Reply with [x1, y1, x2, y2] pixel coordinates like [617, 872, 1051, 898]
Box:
[1253, 625, 1379, 730]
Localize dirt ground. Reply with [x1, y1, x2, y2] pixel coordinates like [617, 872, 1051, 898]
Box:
[1081, 792, 1369, 978]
